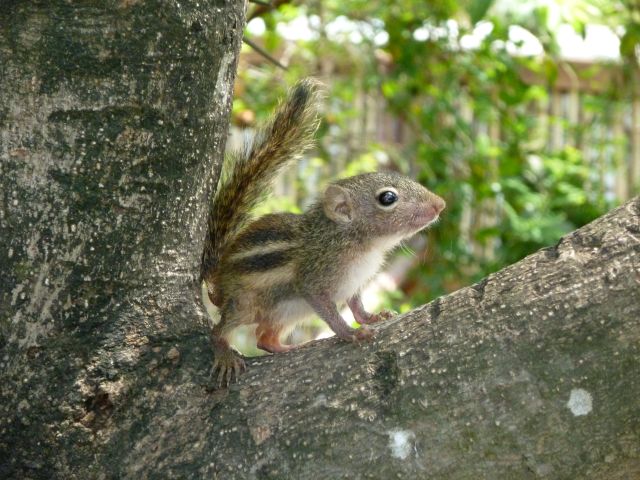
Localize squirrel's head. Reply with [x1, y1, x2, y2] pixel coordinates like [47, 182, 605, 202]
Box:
[322, 172, 445, 241]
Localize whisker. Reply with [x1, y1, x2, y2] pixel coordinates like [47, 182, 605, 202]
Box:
[399, 241, 416, 257]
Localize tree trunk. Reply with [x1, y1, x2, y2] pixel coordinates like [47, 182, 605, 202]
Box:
[2, 3, 640, 480]
[0, 1, 244, 477]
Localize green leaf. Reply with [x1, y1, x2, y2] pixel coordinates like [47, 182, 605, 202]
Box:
[620, 28, 640, 58]
[467, 0, 494, 24]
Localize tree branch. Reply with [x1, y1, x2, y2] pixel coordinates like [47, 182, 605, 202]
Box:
[119, 196, 640, 478]
[243, 37, 289, 70]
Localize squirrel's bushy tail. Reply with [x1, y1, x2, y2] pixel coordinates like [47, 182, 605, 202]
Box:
[201, 78, 323, 286]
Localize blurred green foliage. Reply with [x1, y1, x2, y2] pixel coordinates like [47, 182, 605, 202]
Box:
[235, 0, 640, 309]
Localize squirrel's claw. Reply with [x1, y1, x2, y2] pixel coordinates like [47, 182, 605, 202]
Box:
[232, 357, 246, 382]
[363, 309, 395, 324]
[210, 349, 246, 388]
[376, 309, 395, 322]
[354, 325, 375, 342]
[353, 309, 396, 325]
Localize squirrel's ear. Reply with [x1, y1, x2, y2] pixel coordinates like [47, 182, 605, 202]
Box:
[323, 185, 353, 224]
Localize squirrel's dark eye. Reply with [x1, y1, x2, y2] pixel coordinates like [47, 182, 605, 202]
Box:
[378, 190, 398, 206]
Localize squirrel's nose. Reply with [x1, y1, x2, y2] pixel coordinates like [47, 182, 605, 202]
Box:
[431, 194, 446, 214]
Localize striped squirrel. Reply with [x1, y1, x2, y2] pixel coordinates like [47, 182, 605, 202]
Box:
[202, 78, 445, 386]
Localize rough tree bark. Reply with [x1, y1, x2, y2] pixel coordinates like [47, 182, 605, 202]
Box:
[1, 3, 640, 480]
[0, 1, 244, 477]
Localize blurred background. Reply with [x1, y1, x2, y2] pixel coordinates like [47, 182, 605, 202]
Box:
[223, 0, 640, 352]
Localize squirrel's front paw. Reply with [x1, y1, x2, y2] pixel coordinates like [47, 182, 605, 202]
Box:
[360, 309, 395, 325]
[372, 309, 395, 323]
[353, 326, 375, 342]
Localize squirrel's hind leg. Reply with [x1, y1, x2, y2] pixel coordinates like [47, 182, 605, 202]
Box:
[210, 335, 245, 388]
[209, 320, 246, 388]
[256, 320, 294, 353]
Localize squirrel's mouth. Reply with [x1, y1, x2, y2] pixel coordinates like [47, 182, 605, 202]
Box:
[410, 205, 440, 231]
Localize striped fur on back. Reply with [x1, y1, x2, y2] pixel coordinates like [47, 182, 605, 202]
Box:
[201, 79, 322, 285]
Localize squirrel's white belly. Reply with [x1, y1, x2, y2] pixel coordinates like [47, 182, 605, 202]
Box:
[273, 298, 314, 325]
[333, 249, 387, 302]
[271, 250, 385, 330]
[272, 235, 402, 326]
[333, 235, 403, 302]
